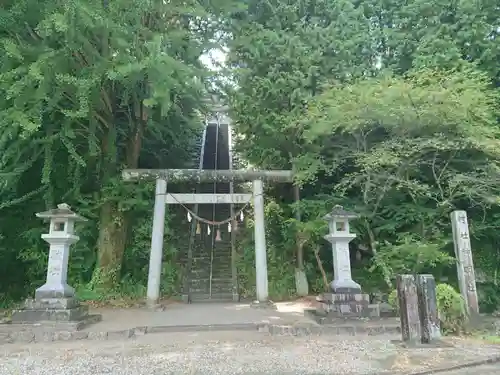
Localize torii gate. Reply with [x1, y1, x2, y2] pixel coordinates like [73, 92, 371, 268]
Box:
[122, 168, 293, 307]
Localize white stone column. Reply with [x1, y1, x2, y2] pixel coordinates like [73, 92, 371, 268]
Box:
[327, 234, 361, 293]
[323, 206, 361, 294]
[253, 179, 269, 302]
[33, 203, 86, 300]
[35, 236, 78, 299]
[450, 210, 479, 315]
[147, 178, 167, 307]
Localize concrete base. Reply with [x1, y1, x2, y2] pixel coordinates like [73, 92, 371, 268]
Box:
[10, 297, 101, 330]
[317, 293, 380, 318]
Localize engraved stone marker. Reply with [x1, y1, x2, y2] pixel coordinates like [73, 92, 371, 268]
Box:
[450, 210, 479, 315]
[397, 274, 421, 344]
[417, 274, 441, 343]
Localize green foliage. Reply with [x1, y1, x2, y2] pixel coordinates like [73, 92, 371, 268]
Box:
[2, 0, 500, 318]
[0, 0, 236, 302]
[388, 289, 399, 315]
[476, 283, 500, 314]
[370, 237, 454, 283]
[228, 0, 500, 315]
[435, 283, 467, 333]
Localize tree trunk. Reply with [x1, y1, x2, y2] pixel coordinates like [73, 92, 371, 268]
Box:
[93, 200, 128, 289]
[365, 219, 392, 288]
[294, 185, 304, 270]
[313, 246, 329, 292]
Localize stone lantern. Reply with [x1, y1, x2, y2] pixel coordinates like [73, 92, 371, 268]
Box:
[34, 203, 86, 299]
[11, 204, 100, 328]
[323, 205, 361, 293]
[317, 205, 378, 319]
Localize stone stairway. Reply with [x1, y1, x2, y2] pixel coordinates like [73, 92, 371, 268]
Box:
[189, 203, 234, 302]
[185, 119, 235, 303]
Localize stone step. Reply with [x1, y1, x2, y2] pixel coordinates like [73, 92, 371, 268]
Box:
[190, 277, 232, 285]
[190, 292, 234, 302]
[190, 277, 232, 286]
[192, 256, 231, 264]
[189, 286, 232, 295]
[191, 258, 232, 264]
[190, 279, 232, 290]
[189, 265, 232, 272]
[190, 268, 232, 275]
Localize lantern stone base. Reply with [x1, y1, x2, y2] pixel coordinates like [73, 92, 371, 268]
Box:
[317, 292, 380, 319]
[10, 297, 101, 330]
[330, 279, 362, 294]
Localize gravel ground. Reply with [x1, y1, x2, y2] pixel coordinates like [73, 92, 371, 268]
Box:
[434, 363, 500, 375]
[1, 332, 499, 375]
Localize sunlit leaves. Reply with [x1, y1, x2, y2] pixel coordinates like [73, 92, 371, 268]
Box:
[304, 68, 499, 143]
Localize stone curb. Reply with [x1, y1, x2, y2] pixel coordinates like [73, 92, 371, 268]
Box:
[395, 354, 500, 375]
[0, 322, 401, 345]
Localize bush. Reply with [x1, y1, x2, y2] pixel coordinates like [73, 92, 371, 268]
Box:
[435, 283, 466, 333]
[388, 282, 466, 334]
[388, 289, 399, 314]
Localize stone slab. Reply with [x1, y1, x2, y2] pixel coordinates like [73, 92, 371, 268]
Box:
[35, 287, 75, 299]
[0, 318, 401, 344]
[319, 292, 370, 303]
[25, 297, 79, 310]
[11, 305, 89, 323]
[2, 313, 102, 336]
[330, 285, 362, 294]
[317, 293, 378, 318]
[318, 301, 379, 318]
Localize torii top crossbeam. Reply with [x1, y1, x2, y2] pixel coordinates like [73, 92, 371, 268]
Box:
[122, 169, 294, 183]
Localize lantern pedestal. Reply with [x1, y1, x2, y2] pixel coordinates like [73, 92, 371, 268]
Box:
[316, 205, 380, 319]
[11, 204, 101, 330]
[316, 292, 380, 319]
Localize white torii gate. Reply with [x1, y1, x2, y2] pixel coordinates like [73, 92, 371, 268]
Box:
[122, 169, 294, 307]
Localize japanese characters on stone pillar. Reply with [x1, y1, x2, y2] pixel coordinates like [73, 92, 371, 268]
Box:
[450, 210, 479, 315]
[416, 274, 441, 343]
[397, 275, 421, 344]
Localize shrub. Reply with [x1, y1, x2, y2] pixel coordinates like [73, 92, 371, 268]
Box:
[388, 289, 399, 314]
[435, 283, 466, 333]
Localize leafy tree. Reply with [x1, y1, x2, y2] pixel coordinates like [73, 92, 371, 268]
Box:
[0, 0, 237, 298]
[228, 0, 500, 303]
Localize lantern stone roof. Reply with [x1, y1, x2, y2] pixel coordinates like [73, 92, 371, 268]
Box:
[323, 205, 358, 220]
[36, 203, 87, 221]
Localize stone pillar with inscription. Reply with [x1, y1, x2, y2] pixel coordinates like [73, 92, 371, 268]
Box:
[397, 274, 421, 344]
[416, 274, 441, 343]
[317, 206, 379, 319]
[450, 210, 479, 315]
[11, 204, 101, 329]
